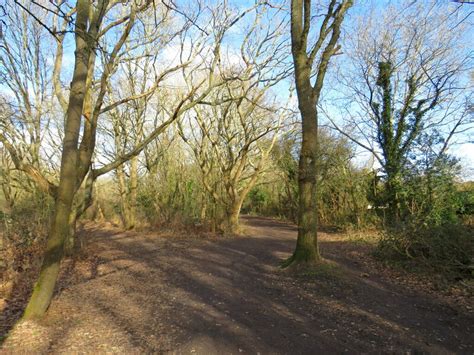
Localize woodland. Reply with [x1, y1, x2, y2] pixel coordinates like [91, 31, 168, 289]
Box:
[0, 0, 473, 353]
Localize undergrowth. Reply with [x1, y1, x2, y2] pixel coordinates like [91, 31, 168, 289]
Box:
[375, 223, 473, 281]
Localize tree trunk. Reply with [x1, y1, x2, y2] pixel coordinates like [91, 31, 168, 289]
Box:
[200, 202, 207, 220]
[128, 156, 138, 229]
[116, 157, 138, 230]
[22, 0, 92, 319]
[285, 6, 323, 265]
[225, 201, 242, 234]
[385, 170, 402, 224]
[116, 163, 132, 229]
[283, 103, 321, 267]
[284, 0, 353, 267]
[22, 190, 76, 319]
[64, 208, 78, 255]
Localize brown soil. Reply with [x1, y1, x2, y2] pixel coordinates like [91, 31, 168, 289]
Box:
[1, 216, 473, 354]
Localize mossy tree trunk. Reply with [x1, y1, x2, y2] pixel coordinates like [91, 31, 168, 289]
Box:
[22, 0, 94, 319]
[117, 156, 138, 230]
[18, 0, 152, 319]
[128, 155, 138, 229]
[283, 0, 352, 268]
[116, 162, 133, 229]
[64, 171, 95, 254]
[224, 199, 244, 234]
[289, 102, 321, 264]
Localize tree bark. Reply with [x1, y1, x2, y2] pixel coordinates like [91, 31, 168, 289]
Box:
[385, 169, 402, 224]
[283, 102, 321, 266]
[283, 0, 352, 268]
[116, 156, 138, 230]
[22, 0, 93, 319]
[224, 199, 244, 234]
[64, 208, 78, 255]
[128, 155, 138, 229]
[116, 163, 132, 229]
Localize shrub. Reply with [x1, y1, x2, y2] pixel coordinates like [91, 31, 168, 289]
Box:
[0, 192, 53, 282]
[376, 223, 473, 280]
[374, 152, 474, 280]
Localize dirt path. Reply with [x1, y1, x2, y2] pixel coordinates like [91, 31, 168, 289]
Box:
[1, 216, 473, 354]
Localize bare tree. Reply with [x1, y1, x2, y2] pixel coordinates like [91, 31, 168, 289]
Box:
[0, 3, 59, 196]
[176, 4, 290, 233]
[93, 1, 278, 230]
[326, 1, 473, 221]
[180, 83, 288, 233]
[10, 0, 160, 319]
[283, 0, 352, 268]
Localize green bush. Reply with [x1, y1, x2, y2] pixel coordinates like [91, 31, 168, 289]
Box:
[244, 187, 269, 215]
[375, 155, 473, 280]
[244, 132, 375, 229]
[457, 183, 474, 216]
[376, 222, 473, 279]
[136, 172, 202, 229]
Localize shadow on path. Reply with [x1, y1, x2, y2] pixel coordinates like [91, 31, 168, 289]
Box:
[1, 216, 473, 353]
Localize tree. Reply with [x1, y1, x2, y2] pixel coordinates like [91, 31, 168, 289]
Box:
[283, 0, 352, 268]
[2, 0, 283, 318]
[0, 4, 59, 197]
[327, 1, 473, 223]
[178, 5, 290, 232]
[245, 129, 371, 229]
[16, 0, 157, 319]
[180, 84, 287, 233]
[97, 1, 279, 231]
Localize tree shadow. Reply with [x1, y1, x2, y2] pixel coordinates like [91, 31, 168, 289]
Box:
[2, 217, 473, 353]
[0, 225, 123, 345]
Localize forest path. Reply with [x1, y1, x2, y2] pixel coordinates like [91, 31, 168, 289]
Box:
[2, 216, 473, 354]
